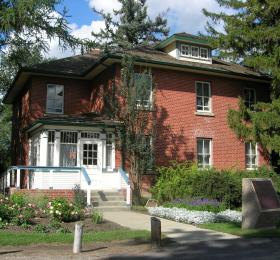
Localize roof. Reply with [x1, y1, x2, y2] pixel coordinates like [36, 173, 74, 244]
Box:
[155, 33, 211, 49]
[25, 50, 102, 76]
[3, 36, 270, 104]
[24, 112, 121, 133]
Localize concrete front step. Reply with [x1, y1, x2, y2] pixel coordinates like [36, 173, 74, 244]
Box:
[92, 201, 127, 207]
[90, 190, 129, 212]
[95, 205, 130, 212]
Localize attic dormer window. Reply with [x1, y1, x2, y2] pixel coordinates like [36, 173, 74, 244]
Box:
[200, 48, 209, 59]
[179, 43, 210, 60]
[181, 44, 190, 56]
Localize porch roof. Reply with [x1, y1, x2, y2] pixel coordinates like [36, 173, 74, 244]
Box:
[24, 113, 122, 133]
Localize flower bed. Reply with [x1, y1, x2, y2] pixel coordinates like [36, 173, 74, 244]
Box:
[148, 207, 241, 225]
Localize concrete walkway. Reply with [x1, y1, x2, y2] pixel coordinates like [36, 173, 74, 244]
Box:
[103, 210, 238, 244]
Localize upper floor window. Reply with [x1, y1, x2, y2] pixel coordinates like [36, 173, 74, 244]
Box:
[180, 43, 210, 60]
[191, 46, 199, 57]
[200, 48, 209, 59]
[197, 138, 212, 168]
[245, 142, 258, 170]
[196, 81, 211, 112]
[134, 73, 153, 108]
[181, 44, 190, 56]
[46, 84, 64, 114]
[244, 88, 256, 110]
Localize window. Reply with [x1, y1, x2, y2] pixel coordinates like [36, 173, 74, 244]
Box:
[191, 46, 199, 57]
[81, 132, 100, 139]
[47, 131, 55, 166]
[196, 81, 211, 112]
[244, 88, 256, 110]
[82, 143, 98, 166]
[197, 138, 211, 168]
[60, 131, 77, 167]
[106, 134, 113, 169]
[181, 44, 190, 56]
[46, 84, 64, 114]
[31, 139, 40, 166]
[134, 73, 153, 108]
[200, 48, 209, 59]
[245, 142, 258, 169]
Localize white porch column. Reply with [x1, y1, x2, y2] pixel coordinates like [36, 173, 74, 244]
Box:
[54, 131, 60, 166]
[77, 132, 81, 166]
[16, 169, 21, 189]
[39, 131, 48, 166]
[7, 170, 10, 187]
[126, 184, 131, 206]
[87, 186, 91, 206]
[100, 133, 106, 171]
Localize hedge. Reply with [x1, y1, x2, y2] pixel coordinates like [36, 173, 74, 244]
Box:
[151, 161, 280, 208]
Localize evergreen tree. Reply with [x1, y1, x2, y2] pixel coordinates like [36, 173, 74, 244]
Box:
[0, 0, 84, 170]
[203, 0, 280, 168]
[92, 0, 169, 203]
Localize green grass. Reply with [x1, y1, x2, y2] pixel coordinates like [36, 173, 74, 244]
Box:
[200, 222, 280, 238]
[0, 229, 150, 246]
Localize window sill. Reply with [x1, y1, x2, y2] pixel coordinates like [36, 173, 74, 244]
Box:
[195, 111, 215, 117]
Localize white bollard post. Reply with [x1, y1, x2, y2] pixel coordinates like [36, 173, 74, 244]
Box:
[73, 223, 83, 254]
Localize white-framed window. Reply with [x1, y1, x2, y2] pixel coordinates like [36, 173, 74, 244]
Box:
[196, 81, 211, 112]
[197, 138, 212, 168]
[244, 88, 256, 110]
[82, 143, 98, 166]
[46, 84, 64, 114]
[47, 131, 55, 166]
[81, 132, 100, 139]
[134, 73, 153, 108]
[245, 142, 258, 170]
[181, 44, 190, 56]
[191, 46, 199, 57]
[30, 137, 40, 166]
[200, 48, 209, 59]
[60, 131, 77, 167]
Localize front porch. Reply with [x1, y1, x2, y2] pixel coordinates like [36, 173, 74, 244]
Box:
[1, 166, 131, 206]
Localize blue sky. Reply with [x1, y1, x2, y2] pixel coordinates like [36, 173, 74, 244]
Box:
[49, 0, 224, 58]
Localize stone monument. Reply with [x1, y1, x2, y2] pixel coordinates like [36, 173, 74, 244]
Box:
[242, 178, 280, 229]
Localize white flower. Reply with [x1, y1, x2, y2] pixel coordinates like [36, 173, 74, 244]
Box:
[50, 210, 53, 214]
[148, 207, 242, 225]
[50, 206, 53, 210]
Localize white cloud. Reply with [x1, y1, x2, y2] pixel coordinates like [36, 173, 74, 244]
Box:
[46, 20, 105, 59]
[47, 0, 226, 59]
[87, 0, 224, 34]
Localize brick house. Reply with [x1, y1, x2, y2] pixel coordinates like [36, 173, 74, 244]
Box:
[1, 33, 270, 203]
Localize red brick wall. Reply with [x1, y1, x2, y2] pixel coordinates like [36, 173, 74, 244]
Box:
[152, 68, 270, 169]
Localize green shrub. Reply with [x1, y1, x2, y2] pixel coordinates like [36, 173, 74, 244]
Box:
[26, 194, 49, 210]
[10, 193, 27, 207]
[11, 206, 35, 226]
[91, 211, 103, 224]
[48, 198, 84, 222]
[152, 161, 280, 208]
[73, 185, 87, 209]
[34, 224, 50, 233]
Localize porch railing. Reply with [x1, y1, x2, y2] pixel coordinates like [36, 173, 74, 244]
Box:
[119, 168, 131, 206]
[4, 166, 92, 206]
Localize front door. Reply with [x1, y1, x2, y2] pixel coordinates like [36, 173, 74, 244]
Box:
[80, 140, 103, 189]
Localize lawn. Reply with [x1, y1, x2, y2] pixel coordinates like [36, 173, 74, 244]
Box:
[200, 223, 280, 238]
[0, 229, 150, 246]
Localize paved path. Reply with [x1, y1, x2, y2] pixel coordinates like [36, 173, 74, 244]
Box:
[103, 210, 238, 244]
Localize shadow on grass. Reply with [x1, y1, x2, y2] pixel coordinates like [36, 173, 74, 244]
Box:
[0, 250, 22, 255]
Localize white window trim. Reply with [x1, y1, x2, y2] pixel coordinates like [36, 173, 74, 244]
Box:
[180, 44, 190, 57]
[245, 142, 258, 170]
[197, 138, 212, 168]
[46, 84, 64, 114]
[200, 47, 209, 59]
[195, 81, 212, 113]
[191, 46, 199, 58]
[244, 88, 256, 110]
